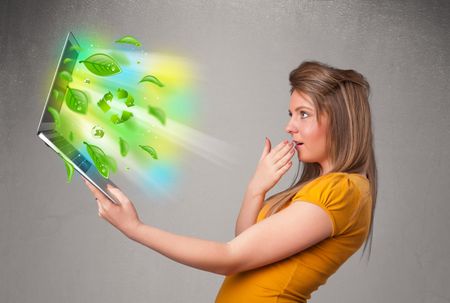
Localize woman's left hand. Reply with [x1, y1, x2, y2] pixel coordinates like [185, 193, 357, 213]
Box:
[83, 178, 142, 238]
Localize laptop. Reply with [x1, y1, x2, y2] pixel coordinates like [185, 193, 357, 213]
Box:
[36, 32, 120, 204]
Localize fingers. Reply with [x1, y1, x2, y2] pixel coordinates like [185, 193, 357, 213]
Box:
[96, 199, 104, 218]
[275, 144, 296, 170]
[271, 141, 295, 164]
[259, 137, 272, 161]
[83, 179, 104, 199]
[271, 140, 293, 157]
[83, 179, 113, 211]
[261, 139, 292, 162]
[275, 158, 293, 177]
[106, 184, 129, 204]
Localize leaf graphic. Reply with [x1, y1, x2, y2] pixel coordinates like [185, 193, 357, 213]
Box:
[119, 137, 129, 157]
[91, 125, 105, 138]
[115, 35, 142, 47]
[104, 91, 113, 101]
[97, 99, 111, 112]
[110, 115, 120, 124]
[125, 95, 135, 107]
[148, 105, 166, 125]
[83, 141, 109, 178]
[121, 111, 133, 121]
[139, 145, 158, 159]
[69, 44, 81, 52]
[108, 51, 130, 66]
[105, 156, 117, 173]
[63, 58, 73, 64]
[65, 87, 88, 114]
[96, 91, 113, 112]
[61, 156, 74, 183]
[117, 88, 128, 99]
[47, 106, 61, 130]
[59, 71, 73, 82]
[51, 89, 61, 101]
[116, 88, 134, 107]
[79, 53, 121, 76]
[139, 75, 164, 87]
[111, 110, 133, 124]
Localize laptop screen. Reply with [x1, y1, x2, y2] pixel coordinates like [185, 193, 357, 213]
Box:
[36, 32, 120, 203]
[38, 32, 80, 129]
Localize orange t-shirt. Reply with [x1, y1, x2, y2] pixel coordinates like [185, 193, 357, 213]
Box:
[215, 172, 372, 303]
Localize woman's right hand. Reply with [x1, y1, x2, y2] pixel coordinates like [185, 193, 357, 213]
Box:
[248, 138, 296, 197]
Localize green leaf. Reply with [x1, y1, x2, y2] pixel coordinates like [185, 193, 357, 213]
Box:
[63, 58, 73, 64]
[115, 35, 142, 47]
[69, 44, 81, 52]
[97, 99, 111, 112]
[117, 88, 128, 99]
[116, 88, 134, 107]
[105, 156, 117, 173]
[104, 91, 113, 101]
[139, 145, 158, 159]
[60, 156, 74, 183]
[108, 51, 130, 66]
[69, 131, 74, 141]
[125, 95, 135, 107]
[119, 137, 129, 157]
[91, 125, 105, 138]
[47, 106, 61, 130]
[51, 89, 61, 101]
[96, 91, 113, 112]
[59, 71, 73, 82]
[65, 87, 88, 114]
[121, 111, 133, 121]
[111, 114, 120, 124]
[148, 105, 166, 125]
[83, 141, 109, 178]
[111, 110, 133, 124]
[139, 75, 164, 87]
[79, 53, 121, 76]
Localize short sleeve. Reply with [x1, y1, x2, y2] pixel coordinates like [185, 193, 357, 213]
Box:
[292, 174, 362, 237]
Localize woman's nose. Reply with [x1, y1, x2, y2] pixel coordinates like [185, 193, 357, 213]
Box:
[285, 120, 297, 134]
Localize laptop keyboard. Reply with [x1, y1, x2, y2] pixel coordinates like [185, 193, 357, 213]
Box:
[45, 131, 92, 173]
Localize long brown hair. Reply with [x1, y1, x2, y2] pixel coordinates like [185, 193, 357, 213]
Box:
[264, 61, 377, 260]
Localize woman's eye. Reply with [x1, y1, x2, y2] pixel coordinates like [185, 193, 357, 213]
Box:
[300, 111, 309, 118]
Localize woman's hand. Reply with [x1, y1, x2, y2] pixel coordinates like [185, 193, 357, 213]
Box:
[83, 178, 142, 239]
[248, 138, 296, 196]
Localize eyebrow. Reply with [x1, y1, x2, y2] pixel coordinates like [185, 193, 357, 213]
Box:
[288, 106, 314, 115]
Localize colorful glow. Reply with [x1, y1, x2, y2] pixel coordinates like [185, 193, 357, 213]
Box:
[46, 33, 239, 201]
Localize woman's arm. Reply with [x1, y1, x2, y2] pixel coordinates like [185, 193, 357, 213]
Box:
[235, 138, 294, 236]
[85, 180, 332, 276]
[234, 187, 265, 236]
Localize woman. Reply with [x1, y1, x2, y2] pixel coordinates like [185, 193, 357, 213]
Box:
[84, 60, 377, 302]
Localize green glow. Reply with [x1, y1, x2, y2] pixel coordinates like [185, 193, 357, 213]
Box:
[53, 33, 200, 193]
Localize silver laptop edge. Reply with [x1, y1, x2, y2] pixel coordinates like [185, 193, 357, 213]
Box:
[36, 32, 120, 204]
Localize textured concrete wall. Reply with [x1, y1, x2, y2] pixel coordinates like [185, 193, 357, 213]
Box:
[1, 0, 449, 302]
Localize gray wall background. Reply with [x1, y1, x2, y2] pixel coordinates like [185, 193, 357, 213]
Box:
[1, 0, 449, 302]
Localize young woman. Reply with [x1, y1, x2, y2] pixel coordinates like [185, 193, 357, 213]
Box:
[84, 61, 377, 303]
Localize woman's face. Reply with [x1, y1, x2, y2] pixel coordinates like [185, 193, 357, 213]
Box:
[285, 90, 332, 174]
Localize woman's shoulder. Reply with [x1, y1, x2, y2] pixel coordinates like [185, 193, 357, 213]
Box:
[294, 172, 369, 200]
[288, 172, 372, 237]
[307, 172, 368, 186]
